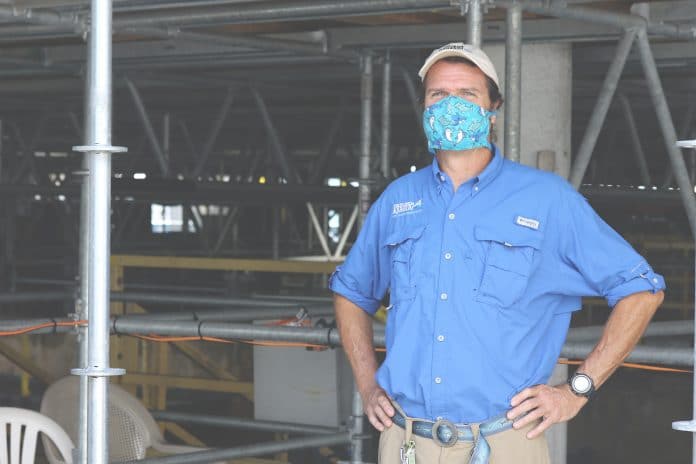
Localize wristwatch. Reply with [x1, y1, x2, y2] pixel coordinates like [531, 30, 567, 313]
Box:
[568, 372, 595, 400]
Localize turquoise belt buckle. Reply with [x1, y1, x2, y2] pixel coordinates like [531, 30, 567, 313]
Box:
[431, 418, 459, 447]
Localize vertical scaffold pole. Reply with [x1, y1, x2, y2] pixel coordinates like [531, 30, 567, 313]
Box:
[351, 52, 373, 464]
[71, 0, 126, 462]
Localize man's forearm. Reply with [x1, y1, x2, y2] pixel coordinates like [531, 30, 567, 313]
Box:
[577, 290, 664, 388]
[334, 293, 379, 396]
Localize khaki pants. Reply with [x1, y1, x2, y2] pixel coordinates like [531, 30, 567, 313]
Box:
[378, 420, 550, 464]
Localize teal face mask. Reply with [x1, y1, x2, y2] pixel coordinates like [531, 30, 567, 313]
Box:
[422, 95, 496, 154]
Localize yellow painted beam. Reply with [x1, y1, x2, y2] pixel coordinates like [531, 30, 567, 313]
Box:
[121, 373, 254, 397]
[0, 340, 55, 386]
[111, 255, 340, 274]
[160, 422, 207, 447]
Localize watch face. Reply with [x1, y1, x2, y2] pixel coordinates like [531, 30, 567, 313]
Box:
[572, 374, 592, 394]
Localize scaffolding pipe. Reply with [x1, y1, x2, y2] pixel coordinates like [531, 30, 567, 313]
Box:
[618, 94, 652, 186]
[76, 155, 89, 464]
[566, 320, 694, 342]
[115, 307, 336, 322]
[569, 28, 636, 188]
[381, 51, 392, 179]
[113, 0, 453, 29]
[561, 343, 693, 367]
[0, 317, 692, 366]
[192, 86, 235, 178]
[150, 410, 340, 435]
[467, 0, 484, 47]
[400, 66, 423, 130]
[353, 52, 374, 464]
[124, 78, 169, 177]
[110, 292, 324, 307]
[2, 0, 695, 42]
[359, 53, 373, 226]
[333, 205, 359, 259]
[73, 0, 126, 462]
[635, 28, 696, 238]
[0, 291, 71, 302]
[504, 1, 522, 162]
[121, 432, 350, 464]
[495, 1, 695, 40]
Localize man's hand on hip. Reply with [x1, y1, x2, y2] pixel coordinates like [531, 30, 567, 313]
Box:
[361, 385, 395, 432]
[506, 384, 587, 439]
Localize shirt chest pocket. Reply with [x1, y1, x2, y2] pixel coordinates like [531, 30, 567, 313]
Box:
[474, 225, 543, 308]
[383, 224, 427, 304]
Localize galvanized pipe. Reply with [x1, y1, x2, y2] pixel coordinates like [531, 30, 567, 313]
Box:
[192, 86, 236, 178]
[566, 320, 694, 342]
[124, 78, 169, 177]
[76, 153, 89, 464]
[0, 316, 692, 366]
[353, 53, 374, 464]
[617, 94, 652, 186]
[635, 28, 696, 238]
[110, 292, 316, 307]
[467, 0, 484, 48]
[150, 410, 340, 435]
[0, 291, 71, 302]
[495, 1, 695, 40]
[504, 1, 522, 162]
[250, 87, 293, 181]
[115, 307, 336, 322]
[121, 432, 350, 464]
[569, 28, 636, 188]
[78, 0, 125, 462]
[113, 0, 452, 29]
[358, 53, 373, 226]
[333, 205, 359, 259]
[381, 51, 392, 179]
[400, 66, 424, 130]
[561, 342, 693, 367]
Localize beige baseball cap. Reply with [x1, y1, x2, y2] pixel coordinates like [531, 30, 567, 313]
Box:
[418, 42, 500, 89]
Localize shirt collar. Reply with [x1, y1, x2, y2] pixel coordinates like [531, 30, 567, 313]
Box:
[430, 144, 505, 192]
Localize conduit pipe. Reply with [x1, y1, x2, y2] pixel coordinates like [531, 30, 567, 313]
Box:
[121, 432, 350, 464]
[0, 317, 692, 366]
[150, 411, 339, 435]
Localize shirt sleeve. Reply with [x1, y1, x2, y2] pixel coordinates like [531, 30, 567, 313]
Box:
[328, 196, 391, 315]
[555, 184, 666, 308]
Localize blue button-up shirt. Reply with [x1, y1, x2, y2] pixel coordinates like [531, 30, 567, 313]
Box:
[329, 145, 665, 424]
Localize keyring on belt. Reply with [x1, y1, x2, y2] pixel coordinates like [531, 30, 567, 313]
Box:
[431, 418, 459, 448]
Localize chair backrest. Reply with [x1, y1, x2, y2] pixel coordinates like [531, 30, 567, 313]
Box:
[40, 376, 166, 463]
[0, 407, 74, 464]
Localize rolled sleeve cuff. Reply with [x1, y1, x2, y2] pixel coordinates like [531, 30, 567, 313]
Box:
[328, 267, 381, 315]
[605, 261, 666, 308]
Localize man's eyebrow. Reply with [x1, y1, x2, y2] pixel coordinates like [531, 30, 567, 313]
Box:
[425, 87, 480, 93]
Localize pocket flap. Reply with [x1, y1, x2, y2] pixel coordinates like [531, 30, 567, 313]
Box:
[383, 224, 427, 247]
[474, 224, 543, 249]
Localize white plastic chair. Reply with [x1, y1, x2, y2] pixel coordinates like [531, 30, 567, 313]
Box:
[0, 407, 74, 464]
[40, 376, 210, 463]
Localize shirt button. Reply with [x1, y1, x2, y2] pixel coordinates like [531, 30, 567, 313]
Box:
[440, 175, 445, 181]
[440, 293, 448, 300]
[448, 213, 455, 220]
[444, 252, 452, 260]
[437, 335, 445, 342]
[435, 377, 442, 384]
[474, 185, 479, 191]
[652, 278, 658, 283]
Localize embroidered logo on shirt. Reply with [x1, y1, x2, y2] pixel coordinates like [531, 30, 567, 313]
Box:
[392, 199, 423, 216]
[515, 216, 540, 230]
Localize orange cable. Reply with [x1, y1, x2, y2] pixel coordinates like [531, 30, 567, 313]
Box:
[0, 320, 86, 336]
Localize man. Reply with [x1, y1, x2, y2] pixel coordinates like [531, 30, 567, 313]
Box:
[330, 42, 665, 463]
